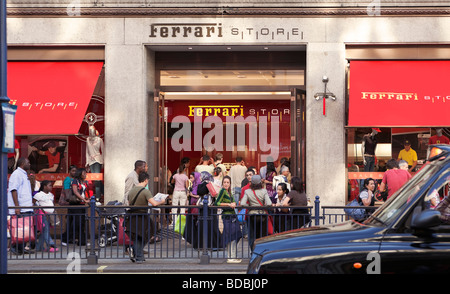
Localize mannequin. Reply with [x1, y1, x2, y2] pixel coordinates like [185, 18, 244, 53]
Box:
[361, 128, 380, 172]
[86, 126, 104, 200]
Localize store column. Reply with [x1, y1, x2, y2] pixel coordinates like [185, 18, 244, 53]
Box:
[104, 44, 148, 203]
[306, 43, 346, 207]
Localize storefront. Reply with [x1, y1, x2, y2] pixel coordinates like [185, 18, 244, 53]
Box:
[152, 50, 305, 193]
[346, 50, 450, 200]
[6, 46, 105, 199]
[5, 2, 450, 206]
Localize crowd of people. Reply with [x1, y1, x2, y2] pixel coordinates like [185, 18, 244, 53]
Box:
[7, 158, 91, 254]
[122, 154, 311, 264]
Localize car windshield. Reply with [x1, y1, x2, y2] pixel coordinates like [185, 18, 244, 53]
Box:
[365, 162, 442, 226]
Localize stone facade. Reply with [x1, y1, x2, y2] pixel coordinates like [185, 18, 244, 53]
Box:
[5, 1, 450, 206]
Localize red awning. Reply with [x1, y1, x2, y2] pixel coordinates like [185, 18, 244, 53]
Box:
[348, 60, 450, 127]
[7, 61, 103, 135]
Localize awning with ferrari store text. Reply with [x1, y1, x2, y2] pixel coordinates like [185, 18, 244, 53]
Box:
[7, 61, 103, 135]
[348, 60, 450, 127]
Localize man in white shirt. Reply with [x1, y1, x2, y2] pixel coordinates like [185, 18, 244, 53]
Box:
[123, 160, 147, 205]
[8, 157, 33, 215]
[7, 158, 33, 254]
[229, 157, 247, 203]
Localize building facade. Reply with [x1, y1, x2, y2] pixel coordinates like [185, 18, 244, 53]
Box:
[6, 0, 450, 205]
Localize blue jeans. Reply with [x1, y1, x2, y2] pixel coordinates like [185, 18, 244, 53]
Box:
[36, 213, 55, 251]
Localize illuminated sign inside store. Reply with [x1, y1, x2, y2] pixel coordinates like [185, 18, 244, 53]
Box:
[188, 105, 244, 117]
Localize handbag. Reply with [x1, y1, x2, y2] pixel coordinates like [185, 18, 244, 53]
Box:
[344, 198, 366, 220]
[67, 188, 81, 205]
[8, 215, 36, 243]
[174, 215, 186, 235]
[252, 190, 274, 235]
[58, 189, 70, 206]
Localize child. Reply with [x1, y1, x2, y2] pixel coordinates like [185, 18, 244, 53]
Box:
[33, 180, 59, 252]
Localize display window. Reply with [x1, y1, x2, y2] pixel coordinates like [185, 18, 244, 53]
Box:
[346, 59, 450, 202]
[7, 60, 105, 201]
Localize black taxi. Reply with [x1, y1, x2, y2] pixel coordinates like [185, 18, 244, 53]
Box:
[247, 145, 450, 274]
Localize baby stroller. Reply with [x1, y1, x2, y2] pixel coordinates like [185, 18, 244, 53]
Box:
[96, 200, 127, 248]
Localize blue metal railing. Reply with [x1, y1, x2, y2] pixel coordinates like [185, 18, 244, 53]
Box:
[6, 195, 378, 263]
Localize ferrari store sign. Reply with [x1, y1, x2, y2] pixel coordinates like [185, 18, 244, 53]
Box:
[348, 60, 450, 127]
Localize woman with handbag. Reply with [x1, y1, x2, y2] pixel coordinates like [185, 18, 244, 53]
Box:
[61, 168, 90, 246]
[215, 176, 243, 263]
[183, 172, 202, 246]
[193, 172, 224, 250]
[241, 175, 273, 250]
[282, 177, 310, 230]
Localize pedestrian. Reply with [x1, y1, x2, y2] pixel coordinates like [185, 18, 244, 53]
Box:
[239, 168, 255, 238]
[398, 159, 409, 171]
[126, 172, 165, 263]
[123, 160, 147, 205]
[241, 175, 273, 250]
[282, 177, 310, 230]
[358, 177, 376, 217]
[213, 166, 223, 187]
[195, 154, 214, 174]
[63, 165, 78, 190]
[194, 171, 224, 250]
[274, 182, 290, 233]
[263, 161, 277, 203]
[61, 168, 89, 246]
[272, 165, 290, 195]
[212, 153, 227, 179]
[7, 157, 33, 254]
[183, 172, 202, 246]
[215, 176, 242, 263]
[398, 140, 418, 172]
[33, 180, 59, 252]
[171, 163, 189, 225]
[229, 156, 247, 205]
[379, 158, 412, 200]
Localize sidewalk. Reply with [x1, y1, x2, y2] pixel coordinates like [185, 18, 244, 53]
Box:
[7, 258, 249, 274]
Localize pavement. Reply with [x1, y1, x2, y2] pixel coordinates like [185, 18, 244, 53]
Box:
[7, 257, 249, 274]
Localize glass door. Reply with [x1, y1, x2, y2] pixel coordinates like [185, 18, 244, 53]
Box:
[291, 88, 306, 183]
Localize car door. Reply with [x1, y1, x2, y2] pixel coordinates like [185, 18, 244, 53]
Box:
[378, 168, 450, 274]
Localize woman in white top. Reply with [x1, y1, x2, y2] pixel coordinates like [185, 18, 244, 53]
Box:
[33, 180, 59, 252]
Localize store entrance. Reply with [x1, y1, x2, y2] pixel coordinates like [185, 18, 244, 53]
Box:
[151, 49, 306, 193]
[154, 89, 305, 194]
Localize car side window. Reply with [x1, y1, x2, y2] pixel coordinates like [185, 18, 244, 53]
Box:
[425, 170, 450, 211]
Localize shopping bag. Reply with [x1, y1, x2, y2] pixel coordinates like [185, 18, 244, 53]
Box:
[118, 217, 133, 245]
[237, 209, 247, 223]
[174, 215, 186, 235]
[8, 215, 35, 244]
[206, 182, 221, 197]
[267, 215, 274, 235]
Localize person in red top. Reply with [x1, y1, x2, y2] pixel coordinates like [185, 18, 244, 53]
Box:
[429, 128, 450, 145]
[379, 159, 412, 200]
[240, 169, 255, 201]
[33, 141, 61, 173]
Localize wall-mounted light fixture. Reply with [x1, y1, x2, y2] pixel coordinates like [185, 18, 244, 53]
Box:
[314, 76, 336, 116]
